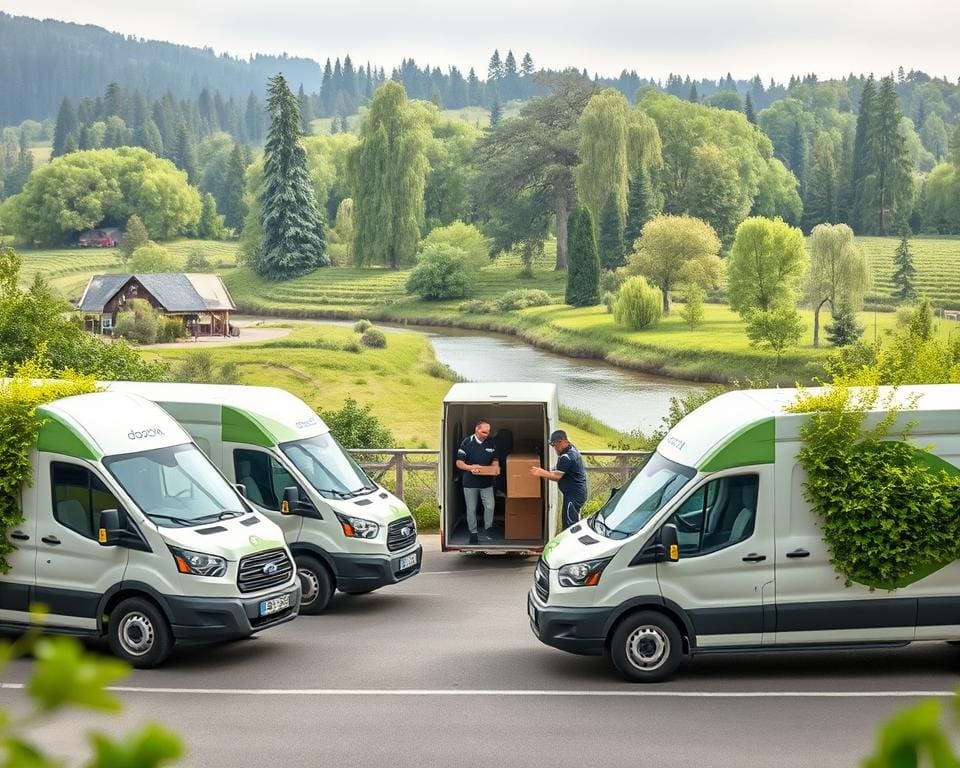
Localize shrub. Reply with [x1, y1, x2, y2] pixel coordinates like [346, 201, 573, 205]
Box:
[113, 298, 160, 344]
[319, 396, 394, 449]
[353, 319, 373, 333]
[411, 500, 441, 530]
[422, 359, 463, 381]
[130, 242, 180, 273]
[342, 337, 363, 353]
[406, 244, 472, 300]
[120, 214, 149, 262]
[495, 289, 552, 311]
[360, 327, 387, 348]
[613, 276, 662, 330]
[157, 316, 186, 342]
[184, 247, 211, 271]
[602, 291, 615, 313]
[600, 268, 627, 294]
[459, 299, 496, 314]
[679, 283, 706, 329]
[422, 221, 490, 267]
[173, 350, 240, 383]
[745, 308, 805, 365]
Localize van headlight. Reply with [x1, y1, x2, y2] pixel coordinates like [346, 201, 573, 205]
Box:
[558, 557, 612, 588]
[335, 513, 380, 539]
[169, 547, 227, 578]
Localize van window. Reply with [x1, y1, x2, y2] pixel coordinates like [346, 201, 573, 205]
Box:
[51, 462, 124, 540]
[233, 449, 297, 510]
[664, 474, 759, 556]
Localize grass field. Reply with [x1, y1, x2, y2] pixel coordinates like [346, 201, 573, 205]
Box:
[859, 236, 960, 309]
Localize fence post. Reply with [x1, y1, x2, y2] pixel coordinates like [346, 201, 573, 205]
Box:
[395, 453, 404, 501]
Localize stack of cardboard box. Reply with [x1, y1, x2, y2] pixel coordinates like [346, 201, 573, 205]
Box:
[505, 454, 542, 539]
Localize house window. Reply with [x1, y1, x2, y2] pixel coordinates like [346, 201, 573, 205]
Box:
[101, 315, 113, 329]
[130, 285, 138, 296]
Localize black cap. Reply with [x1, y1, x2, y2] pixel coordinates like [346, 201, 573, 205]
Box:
[549, 429, 567, 444]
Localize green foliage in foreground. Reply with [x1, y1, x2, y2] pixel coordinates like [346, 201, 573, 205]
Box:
[320, 396, 395, 449]
[0, 630, 182, 767]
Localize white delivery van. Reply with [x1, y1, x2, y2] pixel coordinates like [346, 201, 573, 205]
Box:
[528, 385, 960, 682]
[1, 390, 300, 668]
[440, 383, 559, 553]
[103, 382, 422, 614]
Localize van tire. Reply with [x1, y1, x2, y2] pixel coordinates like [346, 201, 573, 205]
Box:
[108, 598, 173, 668]
[296, 555, 334, 615]
[609, 611, 682, 683]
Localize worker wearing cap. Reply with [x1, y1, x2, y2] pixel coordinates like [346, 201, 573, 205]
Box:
[529, 429, 588, 529]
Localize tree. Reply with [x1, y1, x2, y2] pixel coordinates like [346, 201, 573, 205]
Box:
[473, 74, 595, 271]
[134, 117, 163, 156]
[804, 133, 839, 230]
[198, 192, 225, 239]
[121, 214, 149, 262]
[627, 214, 722, 315]
[170, 122, 198, 185]
[684, 143, 743, 247]
[598, 192, 625, 270]
[256, 72, 329, 279]
[865, 77, 913, 235]
[613, 275, 662, 329]
[130, 242, 179, 272]
[489, 96, 502, 126]
[804, 223, 870, 346]
[679, 283, 705, 329]
[848, 76, 877, 229]
[348, 81, 431, 268]
[727, 216, 807, 316]
[114, 297, 161, 343]
[319, 396, 395, 449]
[424, 119, 477, 230]
[824, 300, 865, 347]
[745, 307, 806, 365]
[565, 205, 600, 307]
[52, 97, 77, 157]
[421, 220, 490, 268]
[221, 143, 248, 231]
[744, 93, 757, 124]
[892, 223, 917, 301]
[298, 84, 314, 135]
[405, 243, 472, 300]
[623, 170, 653, 252]
[577, 89, 629, 231]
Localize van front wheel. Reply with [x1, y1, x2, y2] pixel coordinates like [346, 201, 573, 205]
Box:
[108, 598, 173, 668]
[296, 555, 334, 615]
[610, 611, 682, 683]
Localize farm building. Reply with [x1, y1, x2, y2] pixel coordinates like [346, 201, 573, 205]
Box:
[78, 273, 236, 336]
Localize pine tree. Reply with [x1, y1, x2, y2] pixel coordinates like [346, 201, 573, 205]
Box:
[867, 77, 912, 235]
[848, 76, 877, 231]
[598, 192, 625, 270]
[245, 93, 263, 142]
[521, 53, 534, 77]
[565, 205, 601, 306]
[489, 96, 502, 126]
[298, 84, 314, 135]
[624, 171, 652, 252]
[171, 123, 199, 184]
[891, 223, 917, 301]
[487, 50, 503, 83]
[198, 193, 225, 240]
[257, 73, 329, 279]
[744, 93, 756, 124]
[688, 83, 699, 103]
[222, 143, 248, 231]
[135, 117, 164, 156]
[824, 301, 865, 346]
[320, 58, 334, 117]
[52, 97, 77, 158]
[804, 133, 838, 230]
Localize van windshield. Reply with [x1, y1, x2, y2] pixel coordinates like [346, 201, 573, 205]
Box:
[104, 444, 247, 527]
[591, 452, 695, 540]
[279, 433, 376, 500]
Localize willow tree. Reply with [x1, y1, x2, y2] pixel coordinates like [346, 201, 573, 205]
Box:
[348, 81, 431, 268]
[577, 89, 630, 231]
[804, 223, 870, 347]
[727, 216, 807, 316]
[258, 73, 328, 280]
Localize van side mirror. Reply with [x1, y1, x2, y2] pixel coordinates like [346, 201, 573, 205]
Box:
[661, 523, 680, 562]
[98, 509, 123, 546]
[282, 486, 321, 519]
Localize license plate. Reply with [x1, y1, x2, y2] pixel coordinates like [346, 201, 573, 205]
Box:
[259, 593, 291, 616]
[399, 553, 417, 570]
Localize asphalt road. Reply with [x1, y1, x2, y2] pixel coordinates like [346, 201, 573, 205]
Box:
[3, 535, 959, 767]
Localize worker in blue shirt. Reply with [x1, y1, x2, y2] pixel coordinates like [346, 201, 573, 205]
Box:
[456, 418, 499, 544]
[529, 429, 588, 529]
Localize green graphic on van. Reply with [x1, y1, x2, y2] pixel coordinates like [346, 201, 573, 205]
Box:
[221, 406, 303, 447]
[36, 411, 100, 461]
[699, 418, 775, 472]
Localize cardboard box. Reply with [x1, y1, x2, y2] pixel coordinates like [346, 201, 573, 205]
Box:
[506, 453, 541, 498]
[505, 497, 542, 540]
[471, 465, 500, 476]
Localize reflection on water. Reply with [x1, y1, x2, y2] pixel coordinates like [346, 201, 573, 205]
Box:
[422, 328, 703, 434]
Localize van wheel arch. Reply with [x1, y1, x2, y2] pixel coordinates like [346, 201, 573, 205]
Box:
[607, 608, 686, 683]
[606, 605, 691, 657]
[291, 551, 335, 615]
[99, 586, 173, 635]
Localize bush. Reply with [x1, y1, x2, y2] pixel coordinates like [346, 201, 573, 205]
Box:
[406, 244, 472, 300]
[600, 268, 627, 294]
[679, 283, 706, 329]
[602, 291, 615, 313]
[173, 350, 240, 383]
[130, 242, 180, 273]
[411, 500, 441, 530]
[422, 221, 491, 267]
[121, 214, 149, 262]
[342, 337, 363, 353]
[459, 299, 496, 314]
[319, 396, 394, 449]
[113, 298, 160, 344]
[157, 316, 186, 342]
[495, 289, 552, 311]
[745, 307, 805, 364]
[184, 248, 211, 271]
[360, 327, 387, 348]
[422, 359, 463, 381]
[353, 319, 373, 333]
[613, 276, 662, 330]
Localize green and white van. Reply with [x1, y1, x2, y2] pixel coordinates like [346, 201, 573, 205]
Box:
[103, 382, 422, 614]
[2, 390, 300, 668]
[528, 385, 960, 682]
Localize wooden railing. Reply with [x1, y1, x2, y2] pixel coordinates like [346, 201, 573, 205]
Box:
[348, 448, 651, 510]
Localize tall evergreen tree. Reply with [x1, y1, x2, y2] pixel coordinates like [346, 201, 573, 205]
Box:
[298, 84, 314, 135]
[891, 222, 917, 301]
[848, 76, 877, 231]
[487, 50, 503, 83]
[489, 96, 502, 126]
[744, 93, 756, 124]
[624, 170, 652, 252]
[565, 205, 601, 306]
[598, 192, 626, 270]
[503, 50, 519, 101]
[521, 53, 534, 77]
[52, 97, 77, 158]
[222, 143, 248, 231]
[171, 123, 199, 184]
[804, 133, 838, 230]
[245, 92, 263, 142]
[824, 300, 865, 347]
[864, 76, 912, 235]
[135, 117, 163, 156]
[257, 72, 328, 279]
[320, 58, 334, 117]
[688, 83, 699, 103]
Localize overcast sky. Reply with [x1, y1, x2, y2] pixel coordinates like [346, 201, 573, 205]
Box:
[4, 0, 959, 83]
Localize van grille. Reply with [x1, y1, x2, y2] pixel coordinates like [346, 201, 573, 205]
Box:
[387, 516, 417, 552]
[534, 559, 550, 603]
[237, 548, 293, 593]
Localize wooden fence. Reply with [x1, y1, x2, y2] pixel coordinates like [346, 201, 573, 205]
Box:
[349, 449, 651, 512]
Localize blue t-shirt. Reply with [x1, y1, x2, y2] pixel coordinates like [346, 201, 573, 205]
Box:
[555, 444, 587, 502]
[457, 435, 497, 488]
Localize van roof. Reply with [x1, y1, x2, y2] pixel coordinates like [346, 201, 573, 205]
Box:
[659, 385, 960, 472]
[102, 382, 329, 447]
[37, 391, 192, 460]
[443, 382, 558, 405]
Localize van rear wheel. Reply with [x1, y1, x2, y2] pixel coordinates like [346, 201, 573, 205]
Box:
[296, 555, 334, 615]
[108, 598, 173, 668]
[610, 611, 682, 683]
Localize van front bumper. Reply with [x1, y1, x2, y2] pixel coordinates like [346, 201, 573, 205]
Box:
[330, 544, 423, 593]
[527, 590, 612, 656]
[166, 583, 301, 642]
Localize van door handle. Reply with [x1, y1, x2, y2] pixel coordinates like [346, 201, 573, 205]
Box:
[741, 553, 766, 562]
[786, 549, 810, 558]
[10, 531, 29, 541]
[41, 536, 61, 546]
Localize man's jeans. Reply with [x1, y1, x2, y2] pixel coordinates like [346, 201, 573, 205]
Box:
[562, 496, 586, 529]
[464, 486, 495, 533]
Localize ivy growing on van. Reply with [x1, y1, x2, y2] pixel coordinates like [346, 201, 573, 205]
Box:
[790, 385, 960, 590]
[0, 360, 96, 572]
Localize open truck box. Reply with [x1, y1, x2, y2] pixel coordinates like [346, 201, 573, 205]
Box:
[440, 383, 559, 553]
